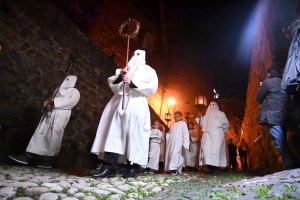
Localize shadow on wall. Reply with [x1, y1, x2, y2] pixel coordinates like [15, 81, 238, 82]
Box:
[0, 105, 40, 163]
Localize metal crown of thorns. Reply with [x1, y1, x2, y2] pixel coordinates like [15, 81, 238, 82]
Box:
[119, 18, 140, 38]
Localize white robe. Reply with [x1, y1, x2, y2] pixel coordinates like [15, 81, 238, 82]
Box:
[26, 88, 80, 156]
[91, 64, 158, 166]
[164, 121, 190, 173]
[146, 129, 164, 170]
[195, 102, 229, 167]
[184, 129, 199, 167]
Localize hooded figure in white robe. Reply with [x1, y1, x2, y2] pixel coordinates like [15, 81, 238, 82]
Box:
[26, 75, 80, 156]
[164, 112, 190, 174]
[196, 101, 229, 169]
[91, 50, 158, 167]
[145, 128, 164, 170]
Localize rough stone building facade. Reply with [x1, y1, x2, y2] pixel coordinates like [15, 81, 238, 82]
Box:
[241, 0, 300, 172]
[0, 0, 212, 168]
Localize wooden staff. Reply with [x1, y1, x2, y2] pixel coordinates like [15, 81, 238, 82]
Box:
[119, 18, 140, 110]
[40, 63, 72, 122]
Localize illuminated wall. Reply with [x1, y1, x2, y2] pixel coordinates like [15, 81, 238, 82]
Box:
[241, 0, 299, 172]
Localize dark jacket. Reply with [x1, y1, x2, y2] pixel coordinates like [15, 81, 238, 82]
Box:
[281, 25, 300, 94]
[256, 76, 290, 126]
[228, 143, 237, 156]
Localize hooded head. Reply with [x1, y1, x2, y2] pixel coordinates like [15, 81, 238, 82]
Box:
[202, 101, 220, 132]
[207, 101, 219, 112]
[58, 75, 77, 95]
[127, 49, 146, 78]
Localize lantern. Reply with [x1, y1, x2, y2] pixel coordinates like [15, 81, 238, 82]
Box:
[165, 109, 171, 126]
[195, 95, 207, 111]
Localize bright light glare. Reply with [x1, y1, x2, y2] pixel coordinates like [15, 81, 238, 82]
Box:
[236, 2, 261, 64]
[168, 98, 175, 105]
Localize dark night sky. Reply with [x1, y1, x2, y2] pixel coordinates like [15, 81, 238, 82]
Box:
[167, 0, 258, 101]
[134, 0, 258, 101]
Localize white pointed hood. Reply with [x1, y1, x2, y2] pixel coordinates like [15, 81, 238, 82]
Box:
[58, 75, 77, 95]
[127, 49, 146, 78]
[202, 101, 220, 132]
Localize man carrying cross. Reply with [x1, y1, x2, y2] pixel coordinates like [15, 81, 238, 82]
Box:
[91, 49, 158, 178]
[9, 75, 80, 168]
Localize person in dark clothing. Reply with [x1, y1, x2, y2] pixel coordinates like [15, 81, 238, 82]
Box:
[227, 138, 237, 170]
[291, 87, 300, 129]
[256, 67, 297, 170]
[238, 138, 249, 169]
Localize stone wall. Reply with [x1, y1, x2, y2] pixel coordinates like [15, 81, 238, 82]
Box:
[241, 0, 299, 172]
[0, 0, 116, 168]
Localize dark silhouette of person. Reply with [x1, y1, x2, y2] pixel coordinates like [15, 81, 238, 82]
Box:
[238, 138, 249, 169]
[228, 138, 237, 170]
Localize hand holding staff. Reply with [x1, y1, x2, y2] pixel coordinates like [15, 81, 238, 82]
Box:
[40, 63, 72, 122]
[45, 98, 54, 110]
[121, 67, 131, 84]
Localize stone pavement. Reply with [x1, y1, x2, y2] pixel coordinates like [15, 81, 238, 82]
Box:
[0, 166, 188, 200]
[1, 166, 300, 200]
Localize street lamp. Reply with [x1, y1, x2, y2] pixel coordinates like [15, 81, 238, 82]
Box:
[195, 95, 207, 111]
[168, 98, 175, 106]
[165, 108, 171, 126]
[163, 97, 175, 126]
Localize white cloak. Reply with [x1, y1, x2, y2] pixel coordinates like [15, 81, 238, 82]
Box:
[26, 88, 80, 156]
[164, 121, 189, 173]
[184, 129, 199, 167]
[146, 129, 164, 170]
[195, 104, 229, 167]
[91, 64, 158, 166]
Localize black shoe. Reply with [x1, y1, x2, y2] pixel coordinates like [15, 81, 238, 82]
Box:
[205, 165, 216, 175]
[205, 170, 215, 175]
[205, 169, 216, 175]
[91, 165, 117, 178]
[143, 168, 149, 174]
[118, 167, 129, 174]
[36, 156, 53, 169]
[36, 162, 52, 169]
[8, 155, 29, 165]
[171, 170, 179, 176]
[123, 169, 138, 178]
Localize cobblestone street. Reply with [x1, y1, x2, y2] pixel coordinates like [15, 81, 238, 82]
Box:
[1, 166, 300, 199]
